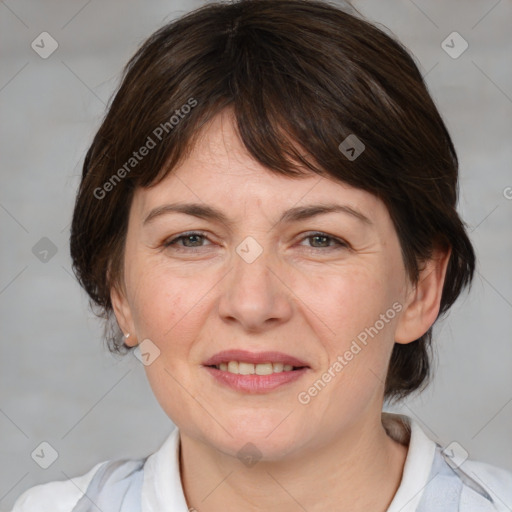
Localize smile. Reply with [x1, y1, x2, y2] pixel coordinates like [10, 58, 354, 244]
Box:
[203, 350, 310, 393]
[211, 361, 302, 375]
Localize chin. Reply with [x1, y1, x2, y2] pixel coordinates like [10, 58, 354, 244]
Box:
[196, 412, 310, 462]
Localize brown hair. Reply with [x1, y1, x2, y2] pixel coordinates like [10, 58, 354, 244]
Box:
[70, 0, 476, 401]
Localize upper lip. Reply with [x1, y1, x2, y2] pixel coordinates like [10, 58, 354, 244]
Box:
[203, 350, 310, 368]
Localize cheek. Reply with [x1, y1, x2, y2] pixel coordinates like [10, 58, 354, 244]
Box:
[298, 265, 399, 392]
[127, 260, 206, 343]
[299, 263, 397, 342]
[126, 264, 207, 425]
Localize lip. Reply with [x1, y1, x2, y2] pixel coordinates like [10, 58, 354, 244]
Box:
[203, 350, 310, 368]
[202, 349, 310, 394]
[204, 366, 309, 393]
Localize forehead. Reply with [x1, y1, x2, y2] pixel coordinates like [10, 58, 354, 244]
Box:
[132, 110, 386, 223]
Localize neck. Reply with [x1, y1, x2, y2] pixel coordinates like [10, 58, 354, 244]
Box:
[179, 411, 408, 512]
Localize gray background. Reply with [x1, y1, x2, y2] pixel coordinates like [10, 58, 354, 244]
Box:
[1, 0, 511, 510]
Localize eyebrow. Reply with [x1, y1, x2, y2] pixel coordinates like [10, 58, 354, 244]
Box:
[143, 202, 373, 228]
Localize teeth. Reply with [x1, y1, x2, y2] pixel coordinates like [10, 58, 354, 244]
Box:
[214, 361, 300, 375]
[255, 363, 273, 375]
[273, 362, 284, 373]
[239, 362, 255, 375]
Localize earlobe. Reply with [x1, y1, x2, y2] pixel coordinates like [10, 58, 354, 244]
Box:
[394, 247, 451, 345]
[110, 284, 137, 346]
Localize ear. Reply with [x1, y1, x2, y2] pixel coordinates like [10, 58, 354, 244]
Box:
[110, 283, 138, 347]
[394, 246, 451, 344]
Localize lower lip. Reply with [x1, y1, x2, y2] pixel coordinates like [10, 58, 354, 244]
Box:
[204, 366, 309, 393]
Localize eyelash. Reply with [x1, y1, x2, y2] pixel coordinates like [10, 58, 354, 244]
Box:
[162, 231, 349, 252]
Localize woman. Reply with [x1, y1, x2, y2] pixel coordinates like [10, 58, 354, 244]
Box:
[11, 0, 512, 510]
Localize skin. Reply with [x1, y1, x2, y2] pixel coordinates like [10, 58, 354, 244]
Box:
[112, 109, 451, 512]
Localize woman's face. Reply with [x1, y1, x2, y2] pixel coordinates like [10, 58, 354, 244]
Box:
[112, 110, 421, 460]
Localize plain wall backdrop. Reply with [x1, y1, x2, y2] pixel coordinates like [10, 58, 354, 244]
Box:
[1, 0, 511, 510]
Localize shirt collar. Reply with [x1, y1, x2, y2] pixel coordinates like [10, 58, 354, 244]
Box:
[141, 412, 437, 512]
[141, 426, 189, 512]
[384, 412, 438, 512]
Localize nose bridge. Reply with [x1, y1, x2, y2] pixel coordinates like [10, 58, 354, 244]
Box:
[218, 236, 292, 331]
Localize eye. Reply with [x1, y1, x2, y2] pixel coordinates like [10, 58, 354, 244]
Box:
[163, 231, 211, 250]
[162, 231, 349, 253]
[298, 232, 349, 251]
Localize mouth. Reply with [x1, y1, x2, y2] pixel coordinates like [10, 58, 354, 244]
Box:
[203, 349, 310, 371]
[202, 350, 310, 393]
[207, 361, 306, 374]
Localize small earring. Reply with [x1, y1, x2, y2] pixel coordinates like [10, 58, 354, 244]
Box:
[123, 333, 131, 340]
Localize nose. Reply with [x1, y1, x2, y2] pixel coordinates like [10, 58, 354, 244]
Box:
[217, 242, 293, 333]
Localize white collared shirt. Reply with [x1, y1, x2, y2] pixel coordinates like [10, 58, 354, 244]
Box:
[10, 413, 512, 511]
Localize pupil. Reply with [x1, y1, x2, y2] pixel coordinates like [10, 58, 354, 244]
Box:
[185, 235, 201, 246]
[313, 235, 327, 247]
